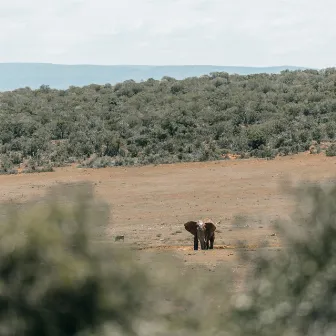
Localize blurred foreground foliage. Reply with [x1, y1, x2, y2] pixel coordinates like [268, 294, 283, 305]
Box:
[0, 180, 335, 335]
[229, 180, 336, 336]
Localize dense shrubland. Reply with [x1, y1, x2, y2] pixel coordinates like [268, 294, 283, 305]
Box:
[1, 180, 336, 335]
[1, 68, 336, 172]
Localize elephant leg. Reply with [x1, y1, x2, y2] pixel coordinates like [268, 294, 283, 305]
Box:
[194, 235, 198, 250]
[209, 234, 215, 249]
[206, 238, 209, 250]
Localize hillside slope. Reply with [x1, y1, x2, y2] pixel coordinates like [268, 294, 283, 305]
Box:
[0, 67, 335, 173]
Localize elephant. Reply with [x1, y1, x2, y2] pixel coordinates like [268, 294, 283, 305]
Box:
[184, 218, 219, 250]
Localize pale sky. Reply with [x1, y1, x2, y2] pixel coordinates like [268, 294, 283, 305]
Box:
[0, 0, 335, 68]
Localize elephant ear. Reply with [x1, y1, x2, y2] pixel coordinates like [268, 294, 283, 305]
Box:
[184, 221, 198, 235]
[204, 219, 216, 233]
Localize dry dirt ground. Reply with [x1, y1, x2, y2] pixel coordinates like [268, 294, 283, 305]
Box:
[1, 152, 335, 291]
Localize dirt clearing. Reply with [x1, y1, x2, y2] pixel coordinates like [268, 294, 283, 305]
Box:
[1, 152, 335, 291]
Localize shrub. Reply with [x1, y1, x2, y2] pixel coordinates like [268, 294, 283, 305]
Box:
[247, 127, 267, 150]
[0, 183, 150, 335]
[227, 180, 336, 336]
[326, 143, 336, 156]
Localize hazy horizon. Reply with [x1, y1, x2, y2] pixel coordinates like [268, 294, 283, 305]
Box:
[0, 63, 311, 91]
[1, 0, 335, 69]
[0, 62, 314, 68]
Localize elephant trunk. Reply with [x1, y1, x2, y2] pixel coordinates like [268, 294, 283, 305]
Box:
[199, 236, 206, 250]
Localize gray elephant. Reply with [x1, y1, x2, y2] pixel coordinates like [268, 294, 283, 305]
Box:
[184, 218, 219, 250]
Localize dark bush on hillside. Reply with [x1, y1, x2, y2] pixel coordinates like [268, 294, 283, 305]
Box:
[326, 143, 336, 156]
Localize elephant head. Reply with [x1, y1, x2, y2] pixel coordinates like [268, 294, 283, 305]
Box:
[184, 219, 218, 250]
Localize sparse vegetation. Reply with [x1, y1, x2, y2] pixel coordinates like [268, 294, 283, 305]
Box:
[1, 68, 336, 172]
[1, 180, 336, 335]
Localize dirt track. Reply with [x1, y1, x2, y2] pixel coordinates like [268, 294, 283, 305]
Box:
[1, 152, 335, 290]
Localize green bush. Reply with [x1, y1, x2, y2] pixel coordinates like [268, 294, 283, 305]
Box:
[0, 154, 16, 174]
[326, 143, 336, 156]
[227, 180, 336, 336]
[247, 127, 267, 150]
[0, 183, 150, 335]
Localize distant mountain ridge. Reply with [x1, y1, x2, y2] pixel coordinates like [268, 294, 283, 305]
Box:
[0, 63, 312, 91]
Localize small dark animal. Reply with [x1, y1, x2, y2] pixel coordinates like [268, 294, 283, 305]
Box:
[115, 235, 125, 242]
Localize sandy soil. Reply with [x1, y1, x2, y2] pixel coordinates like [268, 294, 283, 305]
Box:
[1, 152, 335, 291]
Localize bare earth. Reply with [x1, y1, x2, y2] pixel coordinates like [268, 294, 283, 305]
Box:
[1, 152, 335, 291]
